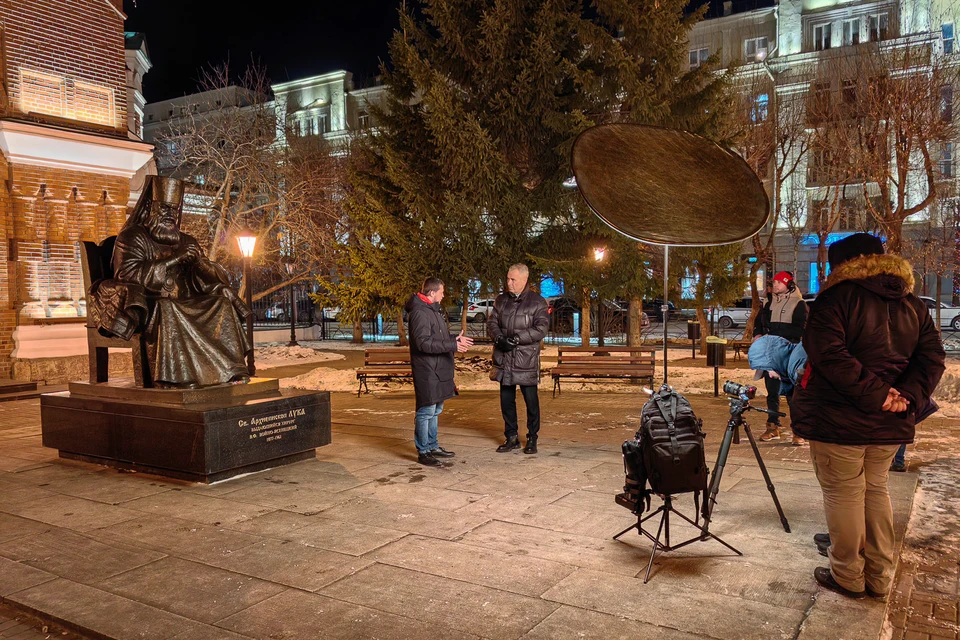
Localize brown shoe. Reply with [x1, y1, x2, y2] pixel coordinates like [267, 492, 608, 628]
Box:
[792, 434, 807, 446]
[759, 426, 781, 442]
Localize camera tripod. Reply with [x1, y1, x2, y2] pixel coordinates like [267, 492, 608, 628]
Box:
[700, 396, 791, 535]
[614, 492, 742, 583]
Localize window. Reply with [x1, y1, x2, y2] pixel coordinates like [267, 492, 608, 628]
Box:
[751, 93, 769, 122]
[318, 113, 329, 134]
[303, 117, 314, 135]
[745, 37, 768, 62]
[944, 24, 955, 53]
[842, 18, 861, 46]
[843, 79, 857, 105]
[148, 113, 154, 122]
[358, 111, 370, 129]
[814, 24, 832, 51]
[20, 70, 66, 118]
[689, 47, 709, 69]
[942, 142, 954, 178]
[869, 14, 889, 42]
[943, 85, 954, 122]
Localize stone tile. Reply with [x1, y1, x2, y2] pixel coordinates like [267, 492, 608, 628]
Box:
[320, 497, 491, 540]
[351, 461, 479, 489]
[0, 494, 141, 532]
[218, 588, 475, 639]
[97, 556, 288, 624]
[338, 482, 486, 511]
[796, 588, 888, 640]
[321, 563, 559, 639]
[459, 520, 647, 577]
[208, 538, 369, 591]
[92, 515, 264, 563]
[454, 494, 547, 521]
[123, 490, 276, 525]
[541, 568, 806, 640]
[221, 509, 317, 538]
[0, 557, 56, 596]
[0, 458, 47, 474]
[0, 514, 52, 546]
[9, 578, 197, 640]
[167, 623, 256, 640]
[370, 535, 576, 597]
[0, 486, 59, 511]
[311, 455, 383, 473]
[522, 606, 705, 640]
[445, 475, 573, 505]
[286, 517, 406, 556]
[0, 528, 166, 584]
[21, 471, 176, 505]
[219, 483, 357, 515]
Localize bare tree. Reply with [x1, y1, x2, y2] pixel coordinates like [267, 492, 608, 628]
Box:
[154, 63, 345, 300]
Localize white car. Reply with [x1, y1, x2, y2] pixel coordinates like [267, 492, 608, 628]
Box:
[465, 299, 496, 322]
[715, 297, 757, 329]
[919, 297, 960, 330]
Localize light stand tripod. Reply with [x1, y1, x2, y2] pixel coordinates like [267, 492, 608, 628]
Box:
[700, 383, 791, 534]
[614, 492, 742, 583]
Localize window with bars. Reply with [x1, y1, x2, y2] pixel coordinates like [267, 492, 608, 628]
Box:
[814, 24, 832, 51]
[942, 142, 954, 178]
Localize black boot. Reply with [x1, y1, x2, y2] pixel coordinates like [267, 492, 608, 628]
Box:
[496, 436, 521, 453]
[523, 436, 538, 454]
[418, 452, 441, 467]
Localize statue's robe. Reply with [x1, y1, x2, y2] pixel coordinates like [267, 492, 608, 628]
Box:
[109, 226, 251, 386]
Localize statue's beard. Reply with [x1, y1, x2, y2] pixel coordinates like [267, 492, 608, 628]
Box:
[148, 217, 181, 245]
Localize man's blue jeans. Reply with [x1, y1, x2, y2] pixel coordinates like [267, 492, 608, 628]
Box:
[415, 402, 444, 454]
[893, 443, 907, 467]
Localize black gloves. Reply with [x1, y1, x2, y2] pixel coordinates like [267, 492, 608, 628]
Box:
[495, 335, 520, 352]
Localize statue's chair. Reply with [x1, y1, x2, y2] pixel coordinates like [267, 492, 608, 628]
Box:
[81, 237, 153, 387]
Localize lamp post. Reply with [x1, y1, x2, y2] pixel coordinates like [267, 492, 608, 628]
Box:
[285, 261, 298, 347]
[237, 229, 257, 377]
[594, 247, 606, 347]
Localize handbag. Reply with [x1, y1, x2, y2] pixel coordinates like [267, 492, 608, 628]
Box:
[489, 365, 500, 381]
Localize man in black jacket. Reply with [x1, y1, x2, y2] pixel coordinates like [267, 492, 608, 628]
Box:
[754, 271, 808, 444]
[405, 277, 472, 467]
[487, 264, 550, 454]
[792, 234, 944, 600]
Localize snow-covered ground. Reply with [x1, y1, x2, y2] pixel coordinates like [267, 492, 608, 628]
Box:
[255, 343, 346, 369]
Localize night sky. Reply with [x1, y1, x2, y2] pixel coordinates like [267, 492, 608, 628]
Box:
[122, 0, 402, 102]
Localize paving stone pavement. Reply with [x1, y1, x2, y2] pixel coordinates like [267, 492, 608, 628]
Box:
[0, 602, 86, 639]
[0, 382, 949, 640]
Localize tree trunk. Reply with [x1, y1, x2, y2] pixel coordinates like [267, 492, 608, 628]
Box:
[461, 287, 469, 335]
[352, 319, 364, 344]
[742, 261, 762, 340]
[397, 310, 409, 347]
[886, 221, 904, 255]
[580, 288, 591, 347]
[697, 306, 709, 355]
[627, 297, 642, 346]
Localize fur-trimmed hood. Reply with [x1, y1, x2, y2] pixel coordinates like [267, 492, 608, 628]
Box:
[824, 254, 915, 299]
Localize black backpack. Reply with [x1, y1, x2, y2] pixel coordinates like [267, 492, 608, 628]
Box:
[619, 386, 708, 512]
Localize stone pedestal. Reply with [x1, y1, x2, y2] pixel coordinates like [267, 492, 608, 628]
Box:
[40, 378, 331, 483]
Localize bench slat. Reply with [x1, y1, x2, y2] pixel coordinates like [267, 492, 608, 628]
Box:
[558, 347, 656, 353]
[558, 356, 655, 363]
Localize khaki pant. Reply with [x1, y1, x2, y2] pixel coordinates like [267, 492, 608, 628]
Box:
[809, 440, 899, 594]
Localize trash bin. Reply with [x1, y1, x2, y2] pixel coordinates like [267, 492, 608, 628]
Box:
[706, 337, 727, 368]
[687, 321, 701, 341]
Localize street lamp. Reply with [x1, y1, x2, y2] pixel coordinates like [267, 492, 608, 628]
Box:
[594, 247, 606, 262]
[237, 229, 257, 376]
[284, 260, 298, 347]
[593, 247, 607, 346]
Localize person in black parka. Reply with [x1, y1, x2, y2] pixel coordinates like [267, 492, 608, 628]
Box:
[487, 264, 550, 454]
[792, 233, 944, 600]
[405, 277, 472, 467]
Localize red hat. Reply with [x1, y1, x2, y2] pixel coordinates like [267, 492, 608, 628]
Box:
[773, 271, 793, 285]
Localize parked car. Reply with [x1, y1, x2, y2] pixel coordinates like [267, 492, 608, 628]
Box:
[642, 300, 677, 322]
[465, 299, 496, 322]
[547, 296, 580, 333]
[919, 296, 960, 330]
[715, 297, 757, 329]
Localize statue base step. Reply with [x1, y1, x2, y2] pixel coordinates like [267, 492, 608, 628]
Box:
[40, 383, 331, 483]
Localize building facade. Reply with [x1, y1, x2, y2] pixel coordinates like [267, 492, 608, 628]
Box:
[0, 0, 154, 377]
[689, 0, 959, 297]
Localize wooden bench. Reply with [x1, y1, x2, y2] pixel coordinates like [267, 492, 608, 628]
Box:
[356, 347, 412, 396]
[550, 347, 656, 397]
[729, 339, 752, 360]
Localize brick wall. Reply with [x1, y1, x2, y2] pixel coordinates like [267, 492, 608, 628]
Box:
[1, 0, 128, 134]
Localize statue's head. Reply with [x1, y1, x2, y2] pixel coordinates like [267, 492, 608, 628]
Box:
[143, 177, 184, 245]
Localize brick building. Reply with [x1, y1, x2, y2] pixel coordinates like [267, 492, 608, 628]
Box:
[0, 0, 153, 378]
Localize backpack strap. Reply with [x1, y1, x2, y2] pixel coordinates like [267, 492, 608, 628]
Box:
[653, 391, 682, 464]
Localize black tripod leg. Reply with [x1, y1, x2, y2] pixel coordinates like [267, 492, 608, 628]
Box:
[703, 420, 737, 530]
[613, 519, 639, 540]
[644, 509, 668, 584]
[742, 423, 791, 533]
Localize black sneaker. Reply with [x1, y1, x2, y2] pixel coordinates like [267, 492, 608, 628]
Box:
[496, 437, 521, 453]
[430, 448, 455, 458]
[814, 567, 866, 599]
[814, 533, 831, 545]
[417, 453, 441, 467]
[890, 461, 906, 472]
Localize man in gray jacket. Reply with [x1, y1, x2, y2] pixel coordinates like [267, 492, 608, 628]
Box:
[487, 264, 550, 454]
[406, 277, 472, 467]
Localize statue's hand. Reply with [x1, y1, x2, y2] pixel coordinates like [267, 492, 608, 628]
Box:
[174, 243, 202, 265]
